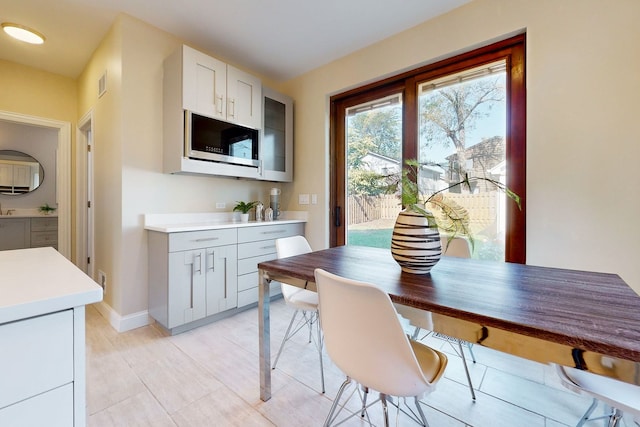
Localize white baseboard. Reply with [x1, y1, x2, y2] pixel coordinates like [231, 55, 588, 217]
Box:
[94, 301, 151, 333]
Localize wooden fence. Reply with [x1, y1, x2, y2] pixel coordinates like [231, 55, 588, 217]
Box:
[348, 192, 500, 232]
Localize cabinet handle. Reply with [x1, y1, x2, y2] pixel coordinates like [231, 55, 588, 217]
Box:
[228, 97, 235, 118]
[193, 253, 202, 275]
[261, 229, 286, 235]
[207, 250, 214, 271]
[260, 245, 276, 250]
[216, 93, 224, 115]
[195, 237, 219, 242]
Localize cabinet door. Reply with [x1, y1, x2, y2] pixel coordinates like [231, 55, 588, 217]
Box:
[182, 45, 227, 120]
[205, 245, 238, 315]
[260, 87, 293, 182]
[0, 218, 30, 250]
[168, 249, 207, 328]
[227, 65, 262, 129]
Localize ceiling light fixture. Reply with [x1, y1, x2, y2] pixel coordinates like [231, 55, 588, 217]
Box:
[2, 23, 45, 45]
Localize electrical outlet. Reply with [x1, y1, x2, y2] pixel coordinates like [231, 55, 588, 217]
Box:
[311, 194, 318, 205]
[98, 270, 107, 294]
[216, 202, 226, 209]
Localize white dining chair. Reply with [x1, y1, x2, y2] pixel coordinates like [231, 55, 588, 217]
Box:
[555, 364, 640, 427]
[394, 234, 477, 400]
[315, 268, 448, 427]
[272, 235, 325, 393]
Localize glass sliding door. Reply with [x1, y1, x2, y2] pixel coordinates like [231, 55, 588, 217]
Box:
[417, 60, 508, 260]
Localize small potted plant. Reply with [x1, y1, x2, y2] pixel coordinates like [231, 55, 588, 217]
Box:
[39, 203, 57, 216]
[233, 201, 258, 222]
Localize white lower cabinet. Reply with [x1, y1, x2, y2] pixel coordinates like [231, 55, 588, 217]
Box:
[0, 310, 75, 426]
[148, 221, 304, 334]
[149, 228, 238, 333]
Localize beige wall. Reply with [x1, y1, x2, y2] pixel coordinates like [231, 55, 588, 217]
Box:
[282, 0, 640, 293]
[78, 14, 290, 321]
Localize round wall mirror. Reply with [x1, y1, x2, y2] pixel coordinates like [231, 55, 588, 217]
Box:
[0, 150, 45, 195]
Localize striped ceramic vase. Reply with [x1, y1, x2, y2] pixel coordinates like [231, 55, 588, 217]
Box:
[391, 209, 442, 274]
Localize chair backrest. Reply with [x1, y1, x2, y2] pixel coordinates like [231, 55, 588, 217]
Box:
[314, 268, 440, 397]
[440, 235, 471, 258]
[275, 236, 312, 299]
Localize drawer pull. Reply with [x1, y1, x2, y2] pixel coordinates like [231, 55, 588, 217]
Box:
[195, 237, 219, 242]
[260, 245, 276, 250]
[261, 230, 286, 235]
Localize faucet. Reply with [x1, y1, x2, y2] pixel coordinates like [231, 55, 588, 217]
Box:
[6, 209, 14, 216]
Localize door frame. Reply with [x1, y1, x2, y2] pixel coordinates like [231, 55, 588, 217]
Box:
[0, 110, 71, 259]
[76, 110, 95, 277]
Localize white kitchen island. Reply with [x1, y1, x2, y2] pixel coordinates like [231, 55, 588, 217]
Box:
[0, 247, 103, 427]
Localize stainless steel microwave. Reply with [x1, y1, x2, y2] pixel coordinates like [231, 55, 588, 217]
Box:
[184, 111, 259, 168]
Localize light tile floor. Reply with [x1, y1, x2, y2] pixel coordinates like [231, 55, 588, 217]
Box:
[86, 300, 637, 426]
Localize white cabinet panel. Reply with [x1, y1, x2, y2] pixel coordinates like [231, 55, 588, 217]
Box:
[0, 310, 73, 409]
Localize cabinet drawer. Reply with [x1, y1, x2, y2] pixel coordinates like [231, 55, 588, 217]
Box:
[0, 382, 73, 427]
[237, 223, 303, 243]
[238, 239, 276, 260]
[30, 230, 58, 247]
[238, 253, 276, 276]
[169, 228, 237, 252]
[238, 272, 258, 292]
[237, 281, 281, 307]
[0, 310, 74, 409]
[31, 217, 58, 232]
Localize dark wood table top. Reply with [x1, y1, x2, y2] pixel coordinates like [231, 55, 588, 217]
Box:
[259, 245, 640, 362]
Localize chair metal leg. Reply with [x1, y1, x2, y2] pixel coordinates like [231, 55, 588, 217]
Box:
[272, 309, 299, 370]
[466, 341, 477, 363]
[315, 310, 326, 393]
[608, 409, 623, 427]
[380, 394, 390, 427]
[414, 396, 430, 427]
[324, 377, 352, 427]
[458, 340, 476, 401]
[361, 386, 369, 417]
[576, 398, 599, 427]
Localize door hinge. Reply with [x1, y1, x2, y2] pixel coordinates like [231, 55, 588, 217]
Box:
[87, 257, 91, 264]
[87, 144, 91, 152]
[88, 201, 91, 208]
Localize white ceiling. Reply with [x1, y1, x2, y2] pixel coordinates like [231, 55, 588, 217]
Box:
[0, 0, 470, 81]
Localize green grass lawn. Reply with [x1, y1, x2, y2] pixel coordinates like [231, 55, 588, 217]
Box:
[347, 228, 393, 249]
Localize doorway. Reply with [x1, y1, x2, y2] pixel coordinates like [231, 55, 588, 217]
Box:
[0, 110, 71, 259]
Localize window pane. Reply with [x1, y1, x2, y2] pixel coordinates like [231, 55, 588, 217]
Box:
[345, 94, 402, 248]
[417, 61, 507, 260]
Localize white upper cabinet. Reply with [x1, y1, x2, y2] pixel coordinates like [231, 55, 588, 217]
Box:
[182, 46, 227, 120]
[180, 45, 261, 129]
[260, 87, 293, 182]
[163, 45, 263, 178]
[227, 65, 262, 130]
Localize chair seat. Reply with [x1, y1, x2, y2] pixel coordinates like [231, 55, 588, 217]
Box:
[560, 366, 640, 417]
[410, 340, 448, 384]
[282, 284, 318, 311]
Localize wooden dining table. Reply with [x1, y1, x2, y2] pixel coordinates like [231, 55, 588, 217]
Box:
[257, 245, 640, 401]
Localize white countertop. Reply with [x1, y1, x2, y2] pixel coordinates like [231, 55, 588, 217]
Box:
[144, 211, 308, 233]
[0, 208, 58, 218]
[0, 247, 103, 324]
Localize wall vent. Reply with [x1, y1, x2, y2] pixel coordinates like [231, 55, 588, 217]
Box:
[98, 71, 107, 98]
